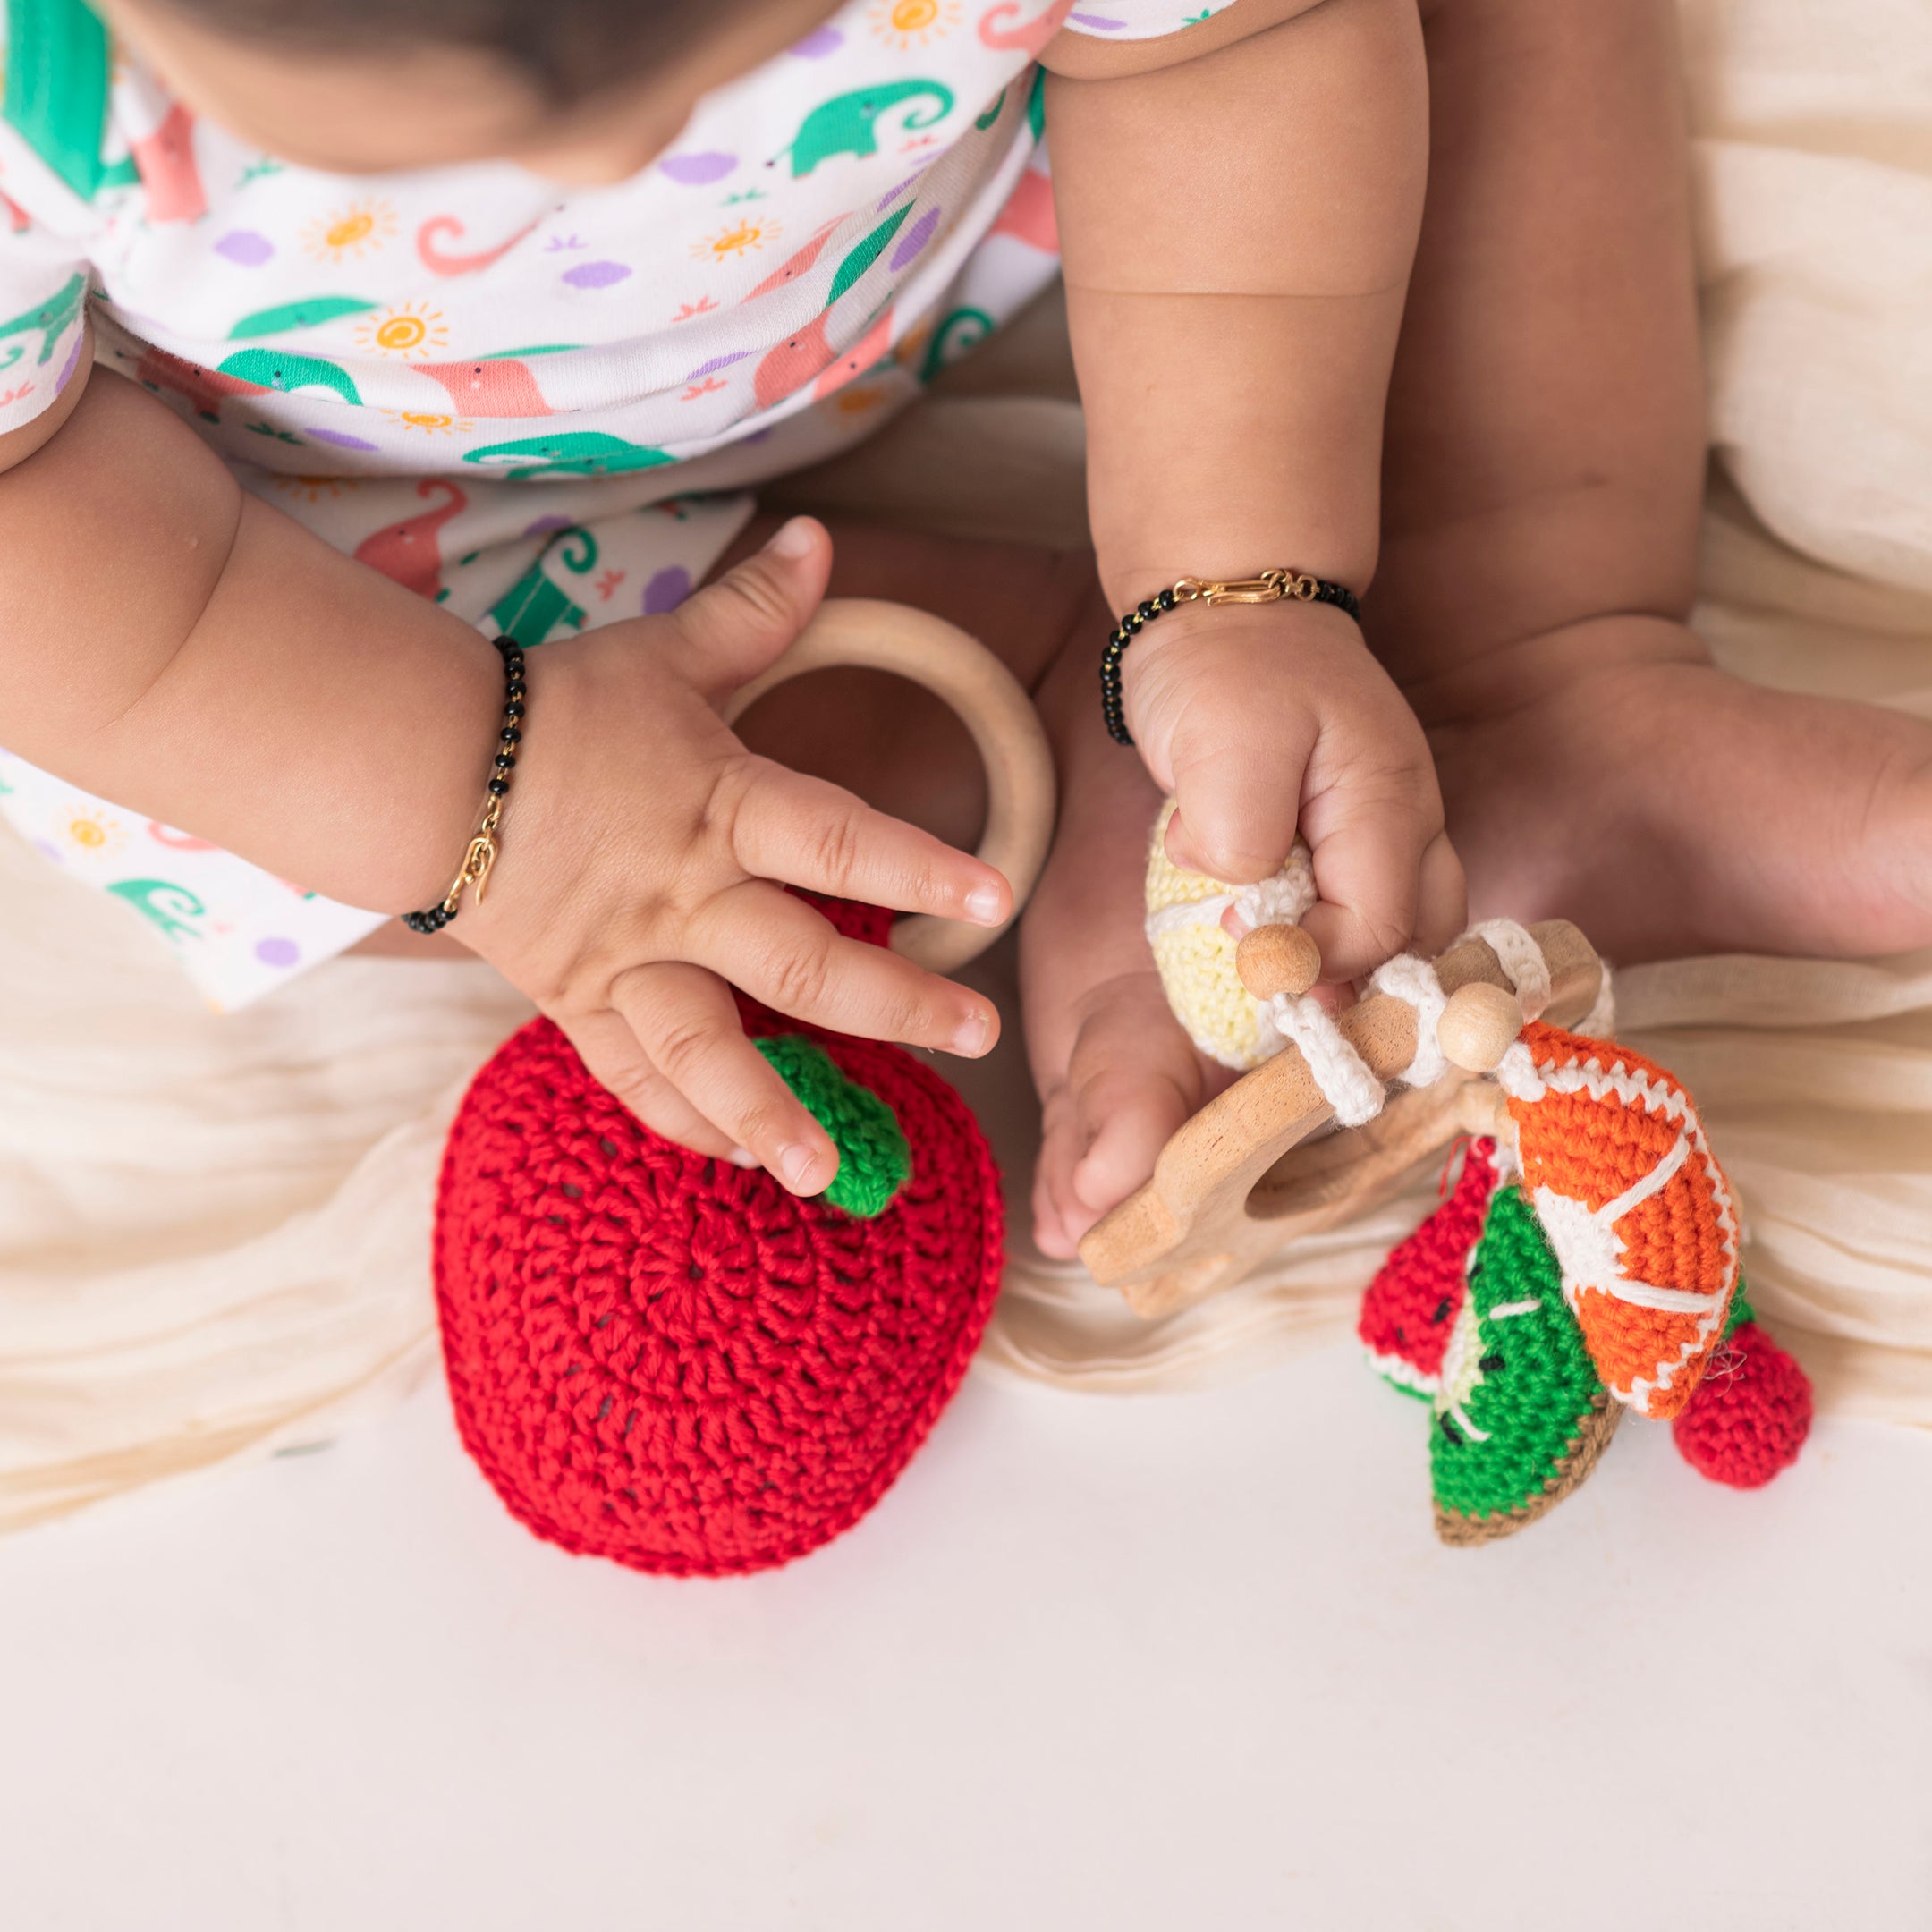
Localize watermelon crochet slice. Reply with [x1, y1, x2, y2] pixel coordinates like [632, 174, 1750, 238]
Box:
[1428, 1183, 1618, 1546]
[1359, 1138, 1501, 1399]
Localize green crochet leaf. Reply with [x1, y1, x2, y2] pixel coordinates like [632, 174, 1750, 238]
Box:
[755, 1035, 911, 1219]
[1430, 1184, 1611, 1537]
[1724, 1281, 1755, 1338]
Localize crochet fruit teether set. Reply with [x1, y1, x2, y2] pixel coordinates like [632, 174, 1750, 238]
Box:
[431, 599, 1809, 1574]
[1083, 812, 1813, 1545]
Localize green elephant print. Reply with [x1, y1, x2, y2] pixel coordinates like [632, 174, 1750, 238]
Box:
[215, 348, 364, 404]
[462, 431, 674, 479]
[487, 527, 599, 646]
[0, 274, 87, 369]
[780, 81, 955, 178]
[226, 296, 379, 340]
[106, 877, 208, 944]
[919, 307, 994, 383]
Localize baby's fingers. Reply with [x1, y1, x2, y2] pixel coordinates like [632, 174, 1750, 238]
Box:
[725, 759, 1011, 929]
[559, 1007, 739, 1159]
[608, 962, 839, 1195]
[1165, 733, 1307, 886]
[693, 881, 999, 1057]
[1298, 773, 1447, 983]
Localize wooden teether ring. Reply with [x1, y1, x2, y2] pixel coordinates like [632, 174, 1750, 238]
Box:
[723, 597, 1055, 976]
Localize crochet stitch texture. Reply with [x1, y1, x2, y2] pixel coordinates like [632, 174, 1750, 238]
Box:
[433, 899, 1004, 1576]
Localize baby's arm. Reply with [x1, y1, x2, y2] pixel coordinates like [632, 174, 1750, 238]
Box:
[1046, 0, 1462, 975]
[1, 336, 511, 911]
[0, 352, 1006, 1187]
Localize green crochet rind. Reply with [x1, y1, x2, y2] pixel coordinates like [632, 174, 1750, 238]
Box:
[755, 1035, 911, 1219]
[1429, 1184, 1607, 1524]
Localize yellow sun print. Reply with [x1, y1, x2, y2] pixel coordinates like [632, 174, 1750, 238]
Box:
[355, 301, 450, 360]
[62, 808, 126, 854]
[383, 410, 473, 436]
[869, 0, 962, 49]
[265, 474, 360, 504]
[302, 198, 399, 263]
[691, 217, 782, 264]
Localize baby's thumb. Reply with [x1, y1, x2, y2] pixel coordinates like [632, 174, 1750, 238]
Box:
[1165, 747, 1302, 886]
[673, 516, 833, 699]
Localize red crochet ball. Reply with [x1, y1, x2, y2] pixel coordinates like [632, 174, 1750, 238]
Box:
[1671, 1321, 1814, 1488]
[434, 1005, 1004, 1577]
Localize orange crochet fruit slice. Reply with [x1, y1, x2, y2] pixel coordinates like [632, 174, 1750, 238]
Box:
[1498, 1024, 1741, 1419]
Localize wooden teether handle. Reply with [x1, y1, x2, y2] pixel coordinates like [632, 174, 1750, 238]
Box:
[722, 597, 1056, 974]
[1080, 920, 1603, 1318]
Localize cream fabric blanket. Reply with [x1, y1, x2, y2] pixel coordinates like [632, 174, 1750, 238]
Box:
[4, 0, 1929, 1529]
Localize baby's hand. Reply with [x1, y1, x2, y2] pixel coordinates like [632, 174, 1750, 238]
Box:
[1119, 593, 1463, 977]
[457, 518, 1010, 1195]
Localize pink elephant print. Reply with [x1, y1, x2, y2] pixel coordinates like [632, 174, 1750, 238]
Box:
[814, 308, 896, 399]
[411, 357, 561, 417]
[352, 479, 468, 599]
[131, 345, 265, 421]
[989, 166, 1056, 252]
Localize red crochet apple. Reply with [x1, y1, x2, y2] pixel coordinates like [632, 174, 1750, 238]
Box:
[433, 900, 1004, 1576]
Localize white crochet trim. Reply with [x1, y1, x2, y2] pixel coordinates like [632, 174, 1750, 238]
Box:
[1578, 964, 1617, 1039]
[1264, 992, 1385, 1127]
[1230, 856, 1318, 935]
[1143, 893, 1238, 942]
[1464, 919, 1551, 1021]
[1366, 953, 1449, 1089]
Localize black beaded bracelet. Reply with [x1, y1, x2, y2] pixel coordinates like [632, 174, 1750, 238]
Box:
[1100, 568, 1363, 748]
[401, 636, 526, 934]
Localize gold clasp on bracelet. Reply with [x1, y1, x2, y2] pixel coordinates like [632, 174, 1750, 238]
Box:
[1171, 569, 1320, 608]
[436, 799, 503, 917]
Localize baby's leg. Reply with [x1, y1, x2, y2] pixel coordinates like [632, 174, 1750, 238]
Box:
[1377, 0, 1932, 961]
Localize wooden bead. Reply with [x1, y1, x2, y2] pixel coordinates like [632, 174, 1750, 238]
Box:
[1436, 981, 1525, 1074]
[1234, 923, 1322, 1002]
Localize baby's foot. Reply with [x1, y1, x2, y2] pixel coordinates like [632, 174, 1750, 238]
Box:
[1422, 615, 1932, 962]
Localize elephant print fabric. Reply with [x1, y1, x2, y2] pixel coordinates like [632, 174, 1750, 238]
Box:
[0, 0, 1237, 1008]
[0, 0, 1241, 473]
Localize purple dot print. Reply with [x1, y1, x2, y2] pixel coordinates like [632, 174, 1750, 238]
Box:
[643, 566, 692, 616]
[307, 428, 379, 451]
[685, 351, 752, 381]
[789, 25, 843, 57]
[877, 173, 920, 212]
[563, 260, 632, 289]
[658, 152, 737, 186]
[214, 230, 275, 266]
[521, 513, 576, 538]
[55, 334, 82, 394]
[890, 208, 942, 272]
[255, 936, 300, 968]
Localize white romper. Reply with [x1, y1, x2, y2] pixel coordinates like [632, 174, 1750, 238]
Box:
[0, 0, 1232, 1006]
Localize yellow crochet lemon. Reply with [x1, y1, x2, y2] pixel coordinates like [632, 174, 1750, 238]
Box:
[1143, 798, 1317, 1071]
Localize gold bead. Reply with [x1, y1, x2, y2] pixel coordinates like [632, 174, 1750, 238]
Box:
[1234, 923, 1322, 1002]
[1436, 981, 1525, 1073]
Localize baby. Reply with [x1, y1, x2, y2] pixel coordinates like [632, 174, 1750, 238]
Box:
[2, 0, 1927, 1260]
